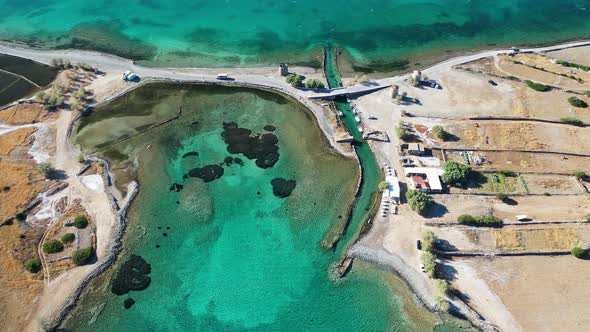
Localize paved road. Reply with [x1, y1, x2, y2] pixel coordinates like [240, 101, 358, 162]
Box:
[2, 40, 590, 100]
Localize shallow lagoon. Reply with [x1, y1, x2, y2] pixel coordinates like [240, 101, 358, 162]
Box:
[67, 83, 452, 330]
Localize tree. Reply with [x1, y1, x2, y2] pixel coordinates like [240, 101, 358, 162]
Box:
[43, 239, 64, 254]
[73, 215, 88, 229]
[431, 125, 449, 140]
[15, 212, 27, 221]
[36, 91, 48, 101]
[61, 233, 75, 243]
[571, 247, 585, 259]
[435, 295, 450, 312]
[422, 230, 436, 252]
[304, 79, 325, 89]
[24, 258, 42, 273]
[38, 163, 57, 179]
[568, 96, 588, 108]
[72, 247, 94, 266]
[286, 74, 303, 87]
[586, 213, 590, 222]
[378, 181, 388, 191]
[396, 121, 412, 141]
[442, 162, 471, 185]
[420, 251, 436, 277]
[435, 279, 449, 295]
[406, 190, 433, 215]
[574, 171, 587, 180]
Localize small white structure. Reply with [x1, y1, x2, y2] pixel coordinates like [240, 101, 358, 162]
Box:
[516, 215, 529, 222]
[279, 63, 289, 76]
[216, 73, 229, 80]
[404, 167, 444, 193]
[384, 175, 401, 203]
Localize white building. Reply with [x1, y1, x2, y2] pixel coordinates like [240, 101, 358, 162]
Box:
[384, 175, 401, 203]
[404, 167, 444, 193]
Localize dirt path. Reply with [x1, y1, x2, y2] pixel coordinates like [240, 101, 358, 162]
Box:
[26, 109, 118, 331]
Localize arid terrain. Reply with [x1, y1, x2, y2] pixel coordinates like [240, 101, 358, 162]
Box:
[352, 45, 590, 331]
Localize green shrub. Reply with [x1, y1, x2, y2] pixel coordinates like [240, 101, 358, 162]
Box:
[498, 169, 516, 177]
[431, 125, 449, 140]
[496, 192, 509, 202]
[24, 258, 42, 273]
[586, 213, 590, 222]
[568, 96, 588, 108]
[458, 214, 476, 224]
[38, 163, 57, 179]
[560, 117, 584, 126]
[72, 247, 94, 266]
[585, 91, 590, 98]
[571, 247, 585, 259]
[406, 190, 433, 215]
[304, 79, 325, 89]
[458, 214, 503, 226]
[2, 218, 14, 226]
[286, 74, 303, 87]
[574, 171, 587, 180]
[61, 233, 75, 243]
[15, 212, 26, 221]
[442, 162, 472, 185]
[556, 60, 590, 72]
[524, 80, 550, 92]
[43, 239, 64, 254]
[73, 215, 88, 229]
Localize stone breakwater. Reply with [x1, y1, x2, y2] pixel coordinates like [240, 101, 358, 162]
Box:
[348, 245, 499, 332]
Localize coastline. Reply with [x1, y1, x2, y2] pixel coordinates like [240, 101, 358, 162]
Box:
[2, 39, 588, 331]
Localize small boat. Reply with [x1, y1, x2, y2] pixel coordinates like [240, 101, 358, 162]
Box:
[337, 111, 344, 117]
[354, 116, 361, 123]
[321, 103, 330, 106]
[357, 125, 363, 133]
[368, 115, 377, 120]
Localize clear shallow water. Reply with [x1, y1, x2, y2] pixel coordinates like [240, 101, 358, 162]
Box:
[66, 84, 440, 331]
[1, 0, 590, 69]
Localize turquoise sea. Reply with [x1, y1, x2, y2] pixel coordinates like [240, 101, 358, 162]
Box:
[15, 1, 587, 330]
[1, 0, 590, 70]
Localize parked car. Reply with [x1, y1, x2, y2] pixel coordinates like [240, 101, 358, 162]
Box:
[419, 263, 426, 272]
[488, 79, 498, 86]
[416, 240, 422, 250]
